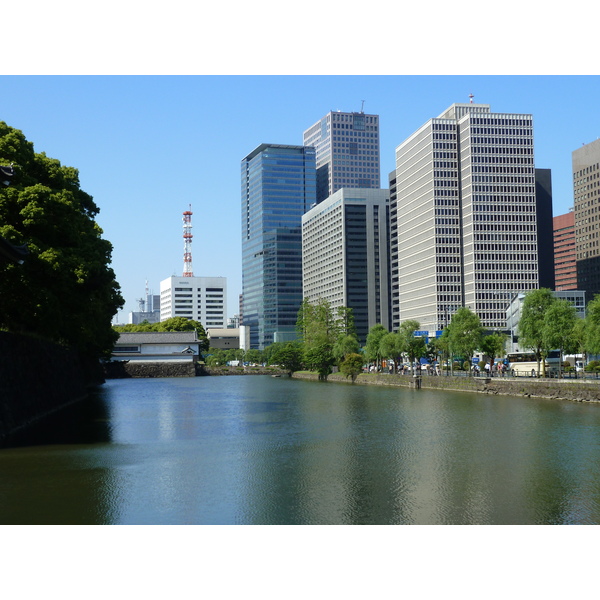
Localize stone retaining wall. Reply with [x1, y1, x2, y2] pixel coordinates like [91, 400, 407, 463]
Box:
[103, 361, 196, 378]
[0, 331, 91, 442]
[292, 371, 600, 403]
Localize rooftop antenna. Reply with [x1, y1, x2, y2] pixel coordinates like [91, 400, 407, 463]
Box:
[182, 204, 194, 277]
[361, 100, 365, 113]
[469, 93, 474, 104]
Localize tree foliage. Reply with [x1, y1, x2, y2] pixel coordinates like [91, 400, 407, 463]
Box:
[0, 122, 123, 358]
[339, 353, 364, 383]
[365, 324, 388, 366]
[585, 295, 600, 355]
[397, 320, 427, 367]
[518, 288, 556, 375]
[543, 299, 577, 376]
[269, 341, 304, 375]
[480, 332, 507, 364]
[296, 298, 354, 379]
[442, 307, 483, 374]
[332, 333, 360, 364]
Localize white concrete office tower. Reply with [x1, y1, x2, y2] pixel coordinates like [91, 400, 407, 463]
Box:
[303, 110, 380, 203]
[160, 276, 227, 328]
[302, 188, 390, 343]
[392, 102, 539, 332]
[573, 138, 600, 298]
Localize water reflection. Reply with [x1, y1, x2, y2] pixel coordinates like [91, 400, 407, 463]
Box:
[1, 376, 600, 524]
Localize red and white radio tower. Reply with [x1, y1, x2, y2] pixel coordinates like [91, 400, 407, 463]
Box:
[182, 205, 193, 277]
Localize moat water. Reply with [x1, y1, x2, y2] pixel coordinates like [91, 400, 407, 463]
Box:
[1, 375, 600, 524]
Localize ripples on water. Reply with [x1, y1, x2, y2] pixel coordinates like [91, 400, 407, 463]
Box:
[1, 375, 600, 525]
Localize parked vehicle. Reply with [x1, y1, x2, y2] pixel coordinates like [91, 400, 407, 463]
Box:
[507, 350, 560, 376]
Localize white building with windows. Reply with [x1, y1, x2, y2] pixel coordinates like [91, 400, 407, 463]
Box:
[302, 187, 390, 343]
[160, 276, 227, 328]
[303, 110, 380, 203]
[391, 102, 540, 332]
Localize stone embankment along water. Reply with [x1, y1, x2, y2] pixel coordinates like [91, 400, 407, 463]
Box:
[103, 362, 287, 378]
[0, 331, 94, 443]
[292, 371, 600, 404]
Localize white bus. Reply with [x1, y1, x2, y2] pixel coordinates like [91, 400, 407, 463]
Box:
[507, 350, 561, 377]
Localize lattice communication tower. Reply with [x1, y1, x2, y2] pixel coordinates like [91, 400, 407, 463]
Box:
[182, 205, 193, 277]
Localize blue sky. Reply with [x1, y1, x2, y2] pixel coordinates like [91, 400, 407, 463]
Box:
[2, 75, 600, 321]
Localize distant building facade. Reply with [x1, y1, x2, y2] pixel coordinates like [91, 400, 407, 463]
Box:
[159, 276, 227, 328]
[573, 138, 600, 300]
[553, 211, 577, 290]
[392, 102, 540, 333]
[207, 326, 250, 351]
[535, 168, 555, 290]
[506, 290, 586, 353]
[241, 144, 316, 349]
[303, 110, 380, 203]
[302, 188, 391, 343]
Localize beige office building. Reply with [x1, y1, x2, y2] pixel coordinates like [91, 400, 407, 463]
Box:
[302, 188, 390, 343]
[573, 138, 600, 299]
[392, 102, 539, 333]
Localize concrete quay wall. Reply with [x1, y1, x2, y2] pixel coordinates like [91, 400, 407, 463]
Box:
[292, 371, 600, 404]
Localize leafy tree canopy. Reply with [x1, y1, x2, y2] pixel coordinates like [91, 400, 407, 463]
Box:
[339, 353, 364, 383]
[364, 324, 388, 364]
[269, 341, 304, 375]
[543, 299, 578, 362]
[0, 122, 123, 358]
[443, 307, 483, 369]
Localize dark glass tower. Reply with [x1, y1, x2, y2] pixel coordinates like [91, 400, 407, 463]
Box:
[241, 144, 316, 349]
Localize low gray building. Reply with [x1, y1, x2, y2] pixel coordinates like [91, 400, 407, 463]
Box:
[111, 331, 201, 362]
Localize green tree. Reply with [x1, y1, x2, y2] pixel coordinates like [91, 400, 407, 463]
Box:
[296, 298, 354, 380]
[543, 299, 577, 378]
[303, 342, 334, 380]
[397, 320, 427, 370]
[365, 324, 388, 369]
[518, 288, 556, 376]
[0, 122, 124, 359]
[244, 348, 263, 365]
[334, 306, 356, 338]
[585, 294, 600, 356]
[332, 333, 360, 364]
[339, 353, 365, 383]
[444, 307, 484, 375]
[379, 331, 403, 370]
[480, 332, 507, 366]
[269, 341, 304, 375]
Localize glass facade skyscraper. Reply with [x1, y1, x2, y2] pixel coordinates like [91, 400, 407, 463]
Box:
[241, 144, 316, 349]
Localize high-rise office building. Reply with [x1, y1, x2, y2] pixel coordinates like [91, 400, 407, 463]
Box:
[554, 210, 577, 291]
[302, 188, 391, 344]
[303, 110, 380, 203]
[391, 102, 540, 333]
[535, 168, 555, 290]
[573, 138, 600, 300]
[160, 275, 227, 328]
[241, 144, 316, 349]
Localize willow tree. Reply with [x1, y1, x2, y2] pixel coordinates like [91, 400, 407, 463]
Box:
[518, 288, 556, 376]
[0, 122, 123, 359]
[443, 308, 484, 375]
[543, 299, 577, 377]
